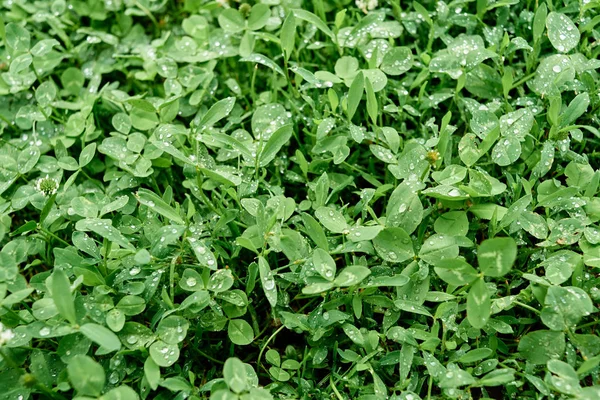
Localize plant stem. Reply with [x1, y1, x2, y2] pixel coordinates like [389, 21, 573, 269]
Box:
[256, 325, 285, 373]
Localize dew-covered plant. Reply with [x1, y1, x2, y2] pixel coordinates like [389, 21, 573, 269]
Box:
[1, 0, 600, 399]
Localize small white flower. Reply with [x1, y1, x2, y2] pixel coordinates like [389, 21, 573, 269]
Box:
[356, 0, 378, 13]
[0, 323, 14, 347]
[216, 0, 229, 8]
[35, 175, 60, 196]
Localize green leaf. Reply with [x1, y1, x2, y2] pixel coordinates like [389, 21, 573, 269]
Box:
[364, 76, 377, 125]
[136, 188, 184, 225]
[228, 319, 254, 345]
[292, 9, 334, 40]
[30, 38, 59, 57]
[412, 2, 433, 25]
[477, 237, 517, 277]
[149, 340, 180, 367]
[75, 219, 134, 251]
[5, 23, 30, 52]
[240, 53, 285, 77]
[315, 207, 348, 234]
[500, 108, 533, 140]
[419, 234, 460, 266]
[106, 309, 125, 332]
[458, 348, 493, 364]
[61, 67, 84, 96]
[532, 3, 547, 43]
[112, 113, 131, 134]
[434, 211, 469, 236]
[223, 357, 249, 393]
[467, 278, 491, 329]
[312, 248, 336, 281]
[334, 265, 371, 287]
[259, 124, 293, 167]
[559, 92, 590, 127]
[79, 143, 96, 168]
[546, 12, 580, 53]
[373, 227, 414, 263]
[17, 146, 40, 174]
[35, 81, 57, 107]
[258, 256, 277, 307]
[518, 330, 565, 365]
[386, 183, 423, 234]
[144, 357, 161, 390]
[477, 368, 516, 387]
[434, 259, 478, 286]
[301, 213, 329, 250]
[80, 323, 121, 353]
[199, 97, 236, 128]
[208, 269, 234, 293]
[51, 268, 77, 325]
[247, 4, 270, 31]
[188, 238, 218, 270]
[67, 355, 105, 396]
[218, 8, 245, 33]
[116, 295, 146, 316]
[347, 71, 364, 121]
[130, 102, 158, 131]
[380, 47, 413, 75]
[280, 13, 296, 60]
[541, 286, 593, 331]
[100, 386, 139, 400]
[492, 136, 521, 166]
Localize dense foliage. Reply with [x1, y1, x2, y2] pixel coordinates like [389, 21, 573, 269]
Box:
[1, 0, 600, 398]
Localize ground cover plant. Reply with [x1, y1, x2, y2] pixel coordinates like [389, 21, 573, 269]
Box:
[1, 0, 600, 398]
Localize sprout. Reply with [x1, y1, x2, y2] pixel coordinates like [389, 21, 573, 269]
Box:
[35, 175, 59, 196]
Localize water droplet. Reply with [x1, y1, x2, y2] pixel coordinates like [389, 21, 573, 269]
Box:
[186, 277, 197, 287]
[264, 279, 275, 290]
[109, 371, 119, 384]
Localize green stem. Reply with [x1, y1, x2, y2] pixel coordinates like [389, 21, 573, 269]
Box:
[2, 306, 30, 324]
[169, 254, 178, 303]
[511, 72, 536, 89]
[39, 228, 70, 247]
[134, 0, 159, 32]
[330, 375, 345, 400]
[256, 325, 285, 373]
[514, 301, 541, 315]
[250, 64, 258, 104]
[0, 348, 19, 369]
[576, 320, 600, 331]
[195, 348, 224, 364]
[0, 113, 16, 130]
